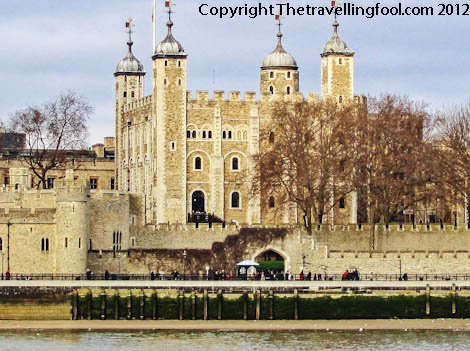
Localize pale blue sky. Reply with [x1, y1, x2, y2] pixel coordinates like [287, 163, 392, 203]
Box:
[0, 0, 468, 144]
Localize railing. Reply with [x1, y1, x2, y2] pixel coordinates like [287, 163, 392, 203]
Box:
[1, 273, 470, 282]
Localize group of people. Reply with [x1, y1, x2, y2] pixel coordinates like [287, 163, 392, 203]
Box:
[342, 269, 360, 281]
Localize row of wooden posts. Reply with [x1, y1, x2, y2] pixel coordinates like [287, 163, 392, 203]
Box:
[71, 284, 458, 320]
[71, 289, 300, 320]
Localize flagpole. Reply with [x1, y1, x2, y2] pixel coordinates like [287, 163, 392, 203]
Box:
[152, 0, 156, 54]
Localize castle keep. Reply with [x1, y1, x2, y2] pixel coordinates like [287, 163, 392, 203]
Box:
[114, 15, 360, 226]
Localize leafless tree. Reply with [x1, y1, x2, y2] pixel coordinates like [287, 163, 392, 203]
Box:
[353, 95, 434, 227]
[253, 100, 357, 233]
[434, 102, 470, 222]
[8, 91, 92, 189]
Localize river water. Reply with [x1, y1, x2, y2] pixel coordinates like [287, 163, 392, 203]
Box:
[0, 330, 469, 350]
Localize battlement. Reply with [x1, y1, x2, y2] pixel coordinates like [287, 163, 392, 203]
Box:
[0, 207, 56, 222]
[185, 90, 321, 105]
[122, 95, 153, 113]
[90, 190, 128, 200]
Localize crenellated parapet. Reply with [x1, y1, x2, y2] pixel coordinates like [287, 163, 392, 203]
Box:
[0, 207, 56, 223]
[122, 95, 153, 113]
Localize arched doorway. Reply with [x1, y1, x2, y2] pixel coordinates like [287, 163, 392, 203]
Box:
[255, 249, 285, 273]
[192, 191, 205, 213]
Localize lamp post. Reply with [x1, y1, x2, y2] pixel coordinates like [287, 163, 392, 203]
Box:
[205, 266, 209, 280]
[183, 250, 187, 280]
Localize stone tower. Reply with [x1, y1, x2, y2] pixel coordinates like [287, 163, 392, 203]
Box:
[260, 29, 299, 100]
[152, 17, 187, 224]
[320, 20, 354, 102]
[114, 20, 145, 191]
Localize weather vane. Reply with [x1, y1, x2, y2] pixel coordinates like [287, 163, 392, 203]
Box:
[275, 14, 284, 33]
[331, 0, 339, 19]
[165, 1, 175, 21]
[125, 17, 134, 41]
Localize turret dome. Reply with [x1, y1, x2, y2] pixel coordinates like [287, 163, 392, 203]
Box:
[154, 20, 186, 58]
[321, 20, 354, 56]
[261, 32, 297, 70]
[115, 39, 145, 74]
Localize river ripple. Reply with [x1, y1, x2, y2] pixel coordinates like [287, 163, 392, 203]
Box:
[0, 330, 469, 350]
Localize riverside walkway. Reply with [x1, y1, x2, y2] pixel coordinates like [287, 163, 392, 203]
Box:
[0, 280, 469, 290]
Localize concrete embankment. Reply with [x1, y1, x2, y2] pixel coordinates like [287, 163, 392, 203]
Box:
[1, 280, 470, 321]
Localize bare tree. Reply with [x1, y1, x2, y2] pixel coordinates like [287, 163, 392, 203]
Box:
[434, 102, 470, 222]
[354, 95, 434, 226]
[253, 100, 357, 233]
[8, 91, 92, 189]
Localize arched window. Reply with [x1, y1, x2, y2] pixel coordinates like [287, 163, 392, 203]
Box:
[202, 131, 207, 139]
[232, 157, 239, 170]
[338, 95, 343, 104]
[131, 91, 135, 98]
[287, 71, 291, 79]
[270, 71, 274, 79]
[269, 196, 275, 208]
[231, 192, 240, 208]
[187, 130, 191, 138]
[223, 131, 227, 139]
[339, 58, 342, 64]
[286, 86, 291, 95]
[123, 91, 127, 98]
[208, 131, 212, 139]
[195, 157, 202, 170]
[228, 131, 232, 139]
[178, 79, 182, 86]
[269, 132, 275, 143]
[269, 86, 274, 94]
[178, 60, 181, 67]
[192, 130, 197, 139]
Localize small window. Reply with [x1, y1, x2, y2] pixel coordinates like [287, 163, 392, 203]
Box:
[165, 60, 168, 67]
[339, 58, 342, 64]
[187, 130, 191, 138]
[90, 178, 98, 190]
[269, 132, 275, 143]
[339, 197, 346, 209]
[178, 79, 182, 86]
[208, 131, 212, 139]
[202, 131, 207, 139]
[170, 141, 176, 151]
[195, 157, 202, 170]
[131, 91, 135, 98]
[232, 157, 239, 170]
[269, 196, 275, 208]
[0, 237, 2, 251]
[286, 86, 291, 95]
[231, 192, 240, 209]
[222, 131, 226, 139]
[228, 131, 232, 139]
[110, 178, 115, 190]
[41, 238, 49, 252]
[164, 78, 167, 85]
[89, 239, 92, 251]
[123, 91, 127, 98]
[78, 237, 81, 249]
[131, 237, 136, 248]
[287, 71, 291, 79]
[3, 176, 9, 185]
[339, 95, 343, 104]
[270, 71, 274, 79]
[192, 130, 196, 139]
[269, 86, 274, 94]
[47, 177, 55, 189]
[178, 61, 181, 67]
[65, 238, 68, 248]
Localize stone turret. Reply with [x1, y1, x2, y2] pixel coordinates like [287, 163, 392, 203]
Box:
[321, 20, 354, 102]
